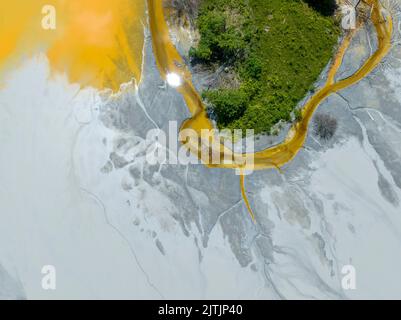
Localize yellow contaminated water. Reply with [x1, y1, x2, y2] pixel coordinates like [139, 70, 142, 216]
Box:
[240, 172, 255, 221]
[0, 0, 145, 90]
[148, 0, 393, 220]
[0, 0, 393, 220]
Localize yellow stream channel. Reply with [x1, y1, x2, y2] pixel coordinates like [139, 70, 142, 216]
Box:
[148, 0, 393, 220]
[0, 0, 145, 91]
[0, 1, 393, 221]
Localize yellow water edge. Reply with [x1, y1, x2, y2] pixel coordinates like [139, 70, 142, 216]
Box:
[0, 0, 145, 90]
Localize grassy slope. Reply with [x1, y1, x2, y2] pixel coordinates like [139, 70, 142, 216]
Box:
[192, 0, 340, 135]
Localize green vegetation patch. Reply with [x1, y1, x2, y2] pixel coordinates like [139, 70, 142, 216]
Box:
[190, 0, 340, 135]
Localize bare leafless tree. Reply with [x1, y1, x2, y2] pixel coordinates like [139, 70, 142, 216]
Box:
[313, 113, 338, 140]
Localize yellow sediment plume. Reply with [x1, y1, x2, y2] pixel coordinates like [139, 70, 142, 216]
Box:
[0, 0, 145, 90]
[148, 0, 393, 218]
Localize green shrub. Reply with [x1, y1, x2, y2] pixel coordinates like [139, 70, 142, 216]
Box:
[303, 0, 337, 16]
[203, 89, 249, 126]
[193, 0, 340, 135]
[243, 56, 263, 80]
